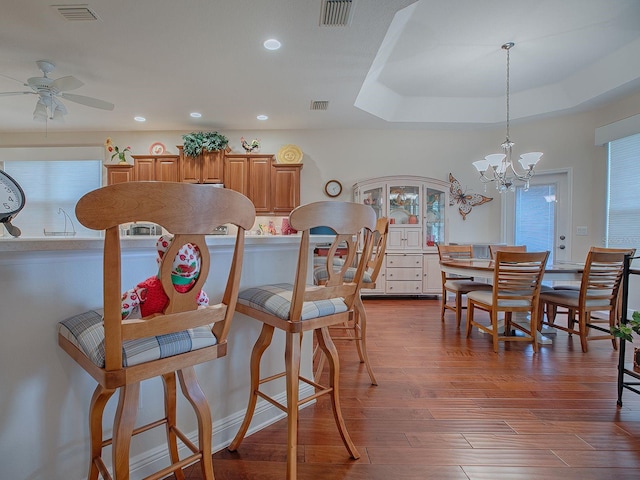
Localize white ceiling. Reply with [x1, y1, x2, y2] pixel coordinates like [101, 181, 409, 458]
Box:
[1, 0, 639, 134]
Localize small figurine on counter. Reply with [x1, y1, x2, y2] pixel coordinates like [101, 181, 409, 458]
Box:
[241, 137, 260, 153]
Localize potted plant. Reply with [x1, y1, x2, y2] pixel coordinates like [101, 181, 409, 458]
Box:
[181, 131, 229, 157]
[612, 311, 640, 368]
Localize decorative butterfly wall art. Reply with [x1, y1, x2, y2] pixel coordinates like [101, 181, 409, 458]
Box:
[449, 173, 493, 220]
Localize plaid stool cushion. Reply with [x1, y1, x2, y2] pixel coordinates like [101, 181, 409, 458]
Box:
[313, 266, 372, 285]
[58, 309, 218, 368]
[238, 283, 348, 320]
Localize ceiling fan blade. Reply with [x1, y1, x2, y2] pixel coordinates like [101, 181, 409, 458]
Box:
[0, 91, 34, 96]
[60, 93, 114, 110]
[0, 73, 27, 85]
[51, 75, 84, 92]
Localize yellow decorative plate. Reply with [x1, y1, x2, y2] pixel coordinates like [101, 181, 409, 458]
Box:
[277, 144, 303, 164]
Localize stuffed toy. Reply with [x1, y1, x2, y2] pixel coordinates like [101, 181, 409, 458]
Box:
[121, 234, 209, 320]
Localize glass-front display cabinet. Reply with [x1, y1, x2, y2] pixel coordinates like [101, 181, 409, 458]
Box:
[353, 175, 450, 296]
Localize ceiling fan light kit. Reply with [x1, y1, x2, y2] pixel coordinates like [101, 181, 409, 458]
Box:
[0, 60, 114, 122]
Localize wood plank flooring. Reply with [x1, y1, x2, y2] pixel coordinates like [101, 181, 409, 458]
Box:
[185, 298, 640, 479]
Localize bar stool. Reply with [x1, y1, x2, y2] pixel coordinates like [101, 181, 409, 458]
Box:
[57, 182, 255, 480]
[228, 201, 376, 480]
[312, 217, 389, 385]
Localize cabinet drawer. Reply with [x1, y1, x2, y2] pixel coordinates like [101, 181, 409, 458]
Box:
[386, 280, 422, 294]
[386, 267, 422, 281]
[386, 254, 422, 268]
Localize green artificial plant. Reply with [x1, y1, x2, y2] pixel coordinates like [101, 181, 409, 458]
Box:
[182, 131, 229, 157]
[611, 310, 640, 342]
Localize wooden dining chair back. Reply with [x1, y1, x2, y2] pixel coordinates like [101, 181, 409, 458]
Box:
[313, 216, 389, 385]
[57, 181, 255, 480]
[228, 201, 376, 480]
[466, 251, 549, 353]
[489, 244, 527, 258]
[437, 244, 492, 327]
[539, 247, 632, 352]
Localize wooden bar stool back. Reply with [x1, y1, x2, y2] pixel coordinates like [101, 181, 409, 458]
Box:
[313, 216, 389, 385]
[57, 182, 255, 480]
[228, 201, 376, 480]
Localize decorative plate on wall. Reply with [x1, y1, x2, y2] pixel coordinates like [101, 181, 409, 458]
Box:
[150, 142, 166, 155]
[277, 144, 303, 164]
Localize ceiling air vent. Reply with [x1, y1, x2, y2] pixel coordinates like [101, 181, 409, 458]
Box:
[310, 100, 329, 111]
[52, 4, 99, 21]
[320, 0, 354, 27]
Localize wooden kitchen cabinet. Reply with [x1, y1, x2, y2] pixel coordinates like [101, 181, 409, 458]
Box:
[104, 163, 134, 185]
[224, 153, 302, 214]
[178, 146, 225, 184]
[131, 154, 180, 182]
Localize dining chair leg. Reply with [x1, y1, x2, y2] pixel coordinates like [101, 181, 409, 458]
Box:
[112, 382, 140, 480]
[354, 295, 378, 385]
[228, 323, 275, 452]
[88, 386, 116, 480]
[465, 302, 475, 338]
[440, 288, 447, 321]
[315, 326, 360, 460]
[578, 311, 589, 352]
[455, 292, 463, 327]
[491, 310, 500, 353]
[162, 372, 185, 480]
[178, 366, 214, 480]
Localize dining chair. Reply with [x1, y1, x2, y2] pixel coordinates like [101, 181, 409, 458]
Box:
[466, 251, 549, 353]
[437, 244, 493, 327]
[57, 182, 255, 480]
[489, 244, 527, 258]
[228, 201, 376, 480]
[538, 247, 632, 352]
[313, 216, 389, 385]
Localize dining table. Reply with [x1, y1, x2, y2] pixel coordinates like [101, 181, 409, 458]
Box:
[439, 257, 585, 344]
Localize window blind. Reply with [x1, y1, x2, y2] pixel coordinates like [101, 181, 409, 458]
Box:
[3, 160, 102, 238]
[607, 133, 640, 249]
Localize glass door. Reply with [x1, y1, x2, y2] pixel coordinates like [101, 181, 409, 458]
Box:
[388, 184, 420, 226]
[361, 184, 385, 219]
[502, 170, 571, 264]
[425, 187, 445, 248]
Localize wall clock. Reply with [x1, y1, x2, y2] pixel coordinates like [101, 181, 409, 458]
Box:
[0, 169, 25, 237]
[324, 179, 342, 197]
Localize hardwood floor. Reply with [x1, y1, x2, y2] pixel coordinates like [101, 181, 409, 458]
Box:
[188, 298, 640, 479]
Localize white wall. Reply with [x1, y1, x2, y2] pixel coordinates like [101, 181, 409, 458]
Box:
[4, 91, 640, 257]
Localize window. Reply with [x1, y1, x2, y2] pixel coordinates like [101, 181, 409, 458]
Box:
[2, 148, 102, 237]
[606, 133, 640, 250]
[515, 183, 556, 264]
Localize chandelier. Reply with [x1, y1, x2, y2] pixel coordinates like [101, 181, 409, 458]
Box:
[472, 42, 542, 192]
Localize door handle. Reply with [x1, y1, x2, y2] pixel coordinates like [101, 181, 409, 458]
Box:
[559, 235, 566, 240]
[558, 245, 566, 250]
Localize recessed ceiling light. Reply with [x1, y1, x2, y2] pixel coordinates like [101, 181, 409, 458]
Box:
[263, 38, 281, 50]
[190, 112, 202, 118]
[257, 114, 268, 121]
[134, 116, 146, 122]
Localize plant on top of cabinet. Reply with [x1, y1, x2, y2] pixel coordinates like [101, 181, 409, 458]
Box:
[181, 131, 229, 157]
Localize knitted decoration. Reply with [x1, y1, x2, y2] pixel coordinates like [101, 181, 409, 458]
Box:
[121, 235, 209, 319]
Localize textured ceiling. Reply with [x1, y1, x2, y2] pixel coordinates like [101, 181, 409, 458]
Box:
[0, 0, 639, 133]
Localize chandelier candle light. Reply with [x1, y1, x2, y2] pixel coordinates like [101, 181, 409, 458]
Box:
[472, 42, 542, 193]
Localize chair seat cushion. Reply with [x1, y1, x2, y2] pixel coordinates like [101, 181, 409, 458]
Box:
[58, 310, 218, 368]
[313, 265, 372, 285]
[467, 290, 533, 308]
[238, 283, 348, 320]
[539, 290, 612, 308]
[444, 280, 492, 292]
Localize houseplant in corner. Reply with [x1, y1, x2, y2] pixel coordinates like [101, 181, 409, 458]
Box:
[612, 311, 640, 368]
[182, 131, 229, 157]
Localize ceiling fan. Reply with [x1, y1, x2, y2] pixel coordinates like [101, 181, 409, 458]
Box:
[0, 60, 114, 121]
